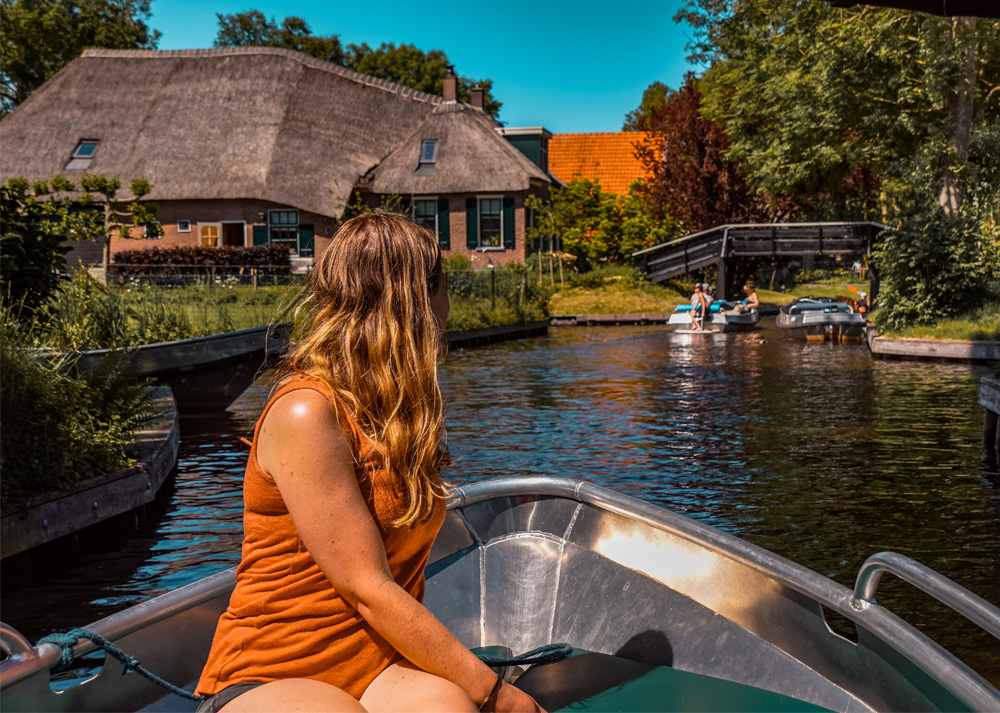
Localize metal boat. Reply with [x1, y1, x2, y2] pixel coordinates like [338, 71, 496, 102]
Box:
[2, 477, 998, 712]
[668, 301, 760, 333]
[776, 298, 866, 342]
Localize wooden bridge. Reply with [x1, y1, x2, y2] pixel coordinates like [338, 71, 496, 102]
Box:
[632, 222, 886, 300]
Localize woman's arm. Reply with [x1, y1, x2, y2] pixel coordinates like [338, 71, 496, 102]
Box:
[258, 390, 540, 712]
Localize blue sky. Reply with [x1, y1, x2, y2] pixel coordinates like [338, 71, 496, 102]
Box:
[150, 0, 700, 133]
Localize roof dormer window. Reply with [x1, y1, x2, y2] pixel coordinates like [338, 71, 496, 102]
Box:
[420, 140, 438, 163]
[73, 140, 99, 158]
[66, 139, 99, 170]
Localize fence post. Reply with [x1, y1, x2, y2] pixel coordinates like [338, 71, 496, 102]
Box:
[490, 267, 496, 309]
[520, 270, 526, 304]
[252, 267, 258, 290]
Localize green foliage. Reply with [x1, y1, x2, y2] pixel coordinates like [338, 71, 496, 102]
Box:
[214, 10, 346, 64]
[1, 177, 76, 309]
[443, 264, 551, 331]
[212, 10, 502, 119]
[527, 179, 677, 264]
[623, 81, 673, 132]
[37, 271, 294, 349]
[1, 0, 160, 115]
[112, 244, 291, 276]
[883, 300, 1000, 341]
[0, 302, 152, 502]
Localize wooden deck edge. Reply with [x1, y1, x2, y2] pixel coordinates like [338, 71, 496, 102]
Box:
[0, 385, 180, 560]
[446, 321, 548, 349]
[979, 374, 1000, 413]
[866, 327, 1000, 363]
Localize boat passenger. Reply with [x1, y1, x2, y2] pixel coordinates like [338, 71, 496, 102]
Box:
[194, 214, 543, 713]
[690, 284, 708, 330]
[743, 282, 760, 311]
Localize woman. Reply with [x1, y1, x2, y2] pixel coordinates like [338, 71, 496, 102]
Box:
[195, 214, 543, 713]
[743, 282, 760, 311]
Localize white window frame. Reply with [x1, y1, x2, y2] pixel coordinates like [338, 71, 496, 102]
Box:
[420, 139, 438, 163]
[198, 222, 222, 248]
[412, 197, 438, 239]
[221, 220, 247, 248]
[73, 140, 99, 159]
[177, 220, 191, 233]
[476, 195, 504, 251]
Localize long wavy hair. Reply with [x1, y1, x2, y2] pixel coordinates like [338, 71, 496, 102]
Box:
[283, 213, 448, 527]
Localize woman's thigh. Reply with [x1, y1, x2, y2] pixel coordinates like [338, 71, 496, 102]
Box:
[218, 678, 366, 713]
[360, 660, 477, 713]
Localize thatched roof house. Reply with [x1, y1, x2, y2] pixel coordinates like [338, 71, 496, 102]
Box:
[0, 48, 552, 266]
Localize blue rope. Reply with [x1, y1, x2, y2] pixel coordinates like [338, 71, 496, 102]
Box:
[37, 628, 205, 702]
[477, 643, 573, 667]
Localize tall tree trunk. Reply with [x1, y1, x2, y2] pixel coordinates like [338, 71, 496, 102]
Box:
[939, 17, 978, 216]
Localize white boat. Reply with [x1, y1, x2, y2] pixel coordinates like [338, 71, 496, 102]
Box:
[776, 298, 866, 342]
[668, 301, 761, 333]
[2, 477, 998, 712]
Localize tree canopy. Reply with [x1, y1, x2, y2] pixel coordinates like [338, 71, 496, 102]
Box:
[670, 0, 1000, 327]
[622, 81, 673, 132]
[213, 10, 503, 119]
[1, 0, 160, 116]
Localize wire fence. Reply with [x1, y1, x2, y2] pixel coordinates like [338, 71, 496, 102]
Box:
[108, 265, 300, 288]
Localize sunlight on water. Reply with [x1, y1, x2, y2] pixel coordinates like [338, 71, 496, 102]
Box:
[2, 321, 997, 683]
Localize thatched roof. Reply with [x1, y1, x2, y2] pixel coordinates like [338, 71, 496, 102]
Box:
[1, 48, 499, 218]
[370, 103, 550, 194]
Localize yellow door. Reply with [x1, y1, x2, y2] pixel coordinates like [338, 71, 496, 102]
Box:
[199, 222, 221, 247]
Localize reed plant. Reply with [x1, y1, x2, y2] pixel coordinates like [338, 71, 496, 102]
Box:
[0, 302, 152, 503]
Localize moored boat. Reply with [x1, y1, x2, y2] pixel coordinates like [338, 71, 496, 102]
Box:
[776, 298, 866, 342]
[668, 301, 760, 333]
[2, 477, 998, 712]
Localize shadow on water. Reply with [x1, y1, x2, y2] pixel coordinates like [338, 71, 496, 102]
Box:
[2, 321, 998, 685]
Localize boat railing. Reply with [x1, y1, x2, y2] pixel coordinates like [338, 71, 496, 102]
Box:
[852, 551, 1000, 639]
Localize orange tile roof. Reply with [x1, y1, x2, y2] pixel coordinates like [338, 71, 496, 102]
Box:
[549, 132, 654, 195]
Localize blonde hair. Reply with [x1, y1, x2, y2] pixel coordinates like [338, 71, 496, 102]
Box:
[284, 213, 447, 527]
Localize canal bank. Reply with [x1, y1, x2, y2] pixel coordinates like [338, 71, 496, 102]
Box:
[0, 385, 179, 560]
[867, 327, 1000, 364]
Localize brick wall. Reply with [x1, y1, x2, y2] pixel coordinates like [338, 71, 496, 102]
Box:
[109, 199, 338, 256]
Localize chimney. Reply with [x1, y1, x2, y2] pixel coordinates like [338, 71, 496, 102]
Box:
[471, 84, 484, 109]
[443, 65, 457, 102]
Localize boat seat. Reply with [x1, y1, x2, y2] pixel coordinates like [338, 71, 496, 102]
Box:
[513, 649, 832, 713]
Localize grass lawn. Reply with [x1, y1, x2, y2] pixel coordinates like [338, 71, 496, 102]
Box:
[550, 279, 686, 314]
[756, 283, 870, 305]
[878, 301, 1000, 341]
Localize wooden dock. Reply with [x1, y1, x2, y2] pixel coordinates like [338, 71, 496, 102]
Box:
[867, 328, 1000, 363]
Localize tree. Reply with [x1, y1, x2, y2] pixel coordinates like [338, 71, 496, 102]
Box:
[76, 174, 162, 281]
[674, 0, 1000, 325]
[347, 42, 502, 119]
[623, 81, 673, 131]
[213, 11, 503, 119]
[635, 73, 782, 234]
[214, 11, 345, 65]
[1, 0, 160, 115]
[1, 176, 78, 309]
[527, 179, 676, 264]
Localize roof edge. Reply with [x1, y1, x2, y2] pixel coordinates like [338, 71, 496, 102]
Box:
[80, 48, 444, 106]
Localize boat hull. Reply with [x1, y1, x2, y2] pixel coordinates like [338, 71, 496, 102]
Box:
[2, 478, 997, 713]
[777, 299, 866, 342]
[668, 304, 760, 333]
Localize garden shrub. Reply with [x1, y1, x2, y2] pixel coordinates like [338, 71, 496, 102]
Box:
[111, 244, 291, 276]
[0, 303, 152, 503]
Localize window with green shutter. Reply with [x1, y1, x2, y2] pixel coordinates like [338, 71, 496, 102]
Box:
[298, 224, 314, 257]
[252, 225, 268, 246]
[502, 197, 515, 250]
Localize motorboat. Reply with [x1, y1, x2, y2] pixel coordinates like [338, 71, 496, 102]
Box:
[668, 301, 760, 333]
[776, 298, 866, 342]
[2, 477, 998, 712]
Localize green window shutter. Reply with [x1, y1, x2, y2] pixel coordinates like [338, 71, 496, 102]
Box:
[465, 197, 478, 249]
[298, 224, 315, 258]
[502, 196, 515, 250]
[252, 225, 268, 246]
[437, 197, 450, 250]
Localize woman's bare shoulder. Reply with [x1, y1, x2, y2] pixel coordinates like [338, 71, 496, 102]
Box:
[258, 388, 350, 477]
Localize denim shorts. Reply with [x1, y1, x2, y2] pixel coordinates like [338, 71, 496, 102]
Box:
[195, 682, 264, 713]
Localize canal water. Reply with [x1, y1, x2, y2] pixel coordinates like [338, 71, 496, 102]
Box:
[2, 321, 998, 685]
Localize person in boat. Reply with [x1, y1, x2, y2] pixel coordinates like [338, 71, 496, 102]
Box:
[194, 214, 543, 713]
[690, 283, 709, 330]
[743, 282, 760, 311]
[856, 291, 869, 315]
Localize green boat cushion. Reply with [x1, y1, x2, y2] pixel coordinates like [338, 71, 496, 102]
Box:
[512, 649, 833, 713]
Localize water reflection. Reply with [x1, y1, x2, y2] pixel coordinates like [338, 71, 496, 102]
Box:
[1, 321, 997, 684]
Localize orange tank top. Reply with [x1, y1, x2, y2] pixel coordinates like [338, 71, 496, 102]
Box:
[196, 376, 446, 699]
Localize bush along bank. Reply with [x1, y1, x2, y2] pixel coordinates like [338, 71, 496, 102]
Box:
[0, 302, 153, 504]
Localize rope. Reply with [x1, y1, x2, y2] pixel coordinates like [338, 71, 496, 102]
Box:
[476, 643, 573, 667]
[36, 628, 205, 702]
